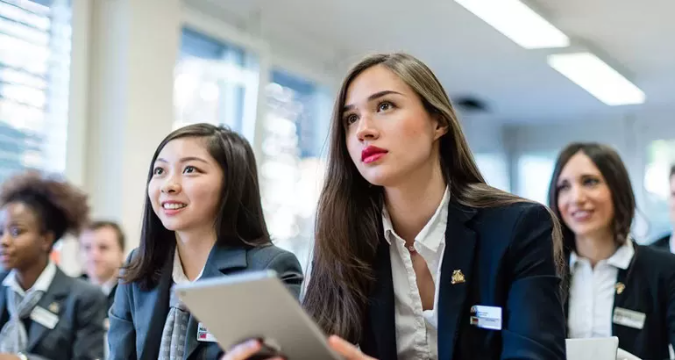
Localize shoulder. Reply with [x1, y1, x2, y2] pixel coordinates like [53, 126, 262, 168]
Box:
[61, 271, 107, 302]
[650, 234, 671, 249]
[635, 245, 675, 274]
[246, 244, 301, 269]
[470, 201, 552, 236]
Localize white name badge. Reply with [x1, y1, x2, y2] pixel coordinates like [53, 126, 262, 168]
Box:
[197, 323, 217, 342]
[613, 307, 646, 330]
[470, 305, 502, 331]
[30, 306, 59, 329]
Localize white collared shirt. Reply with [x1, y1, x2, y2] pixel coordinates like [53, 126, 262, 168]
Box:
[172, 248, 204, 285]
[567, 239, 635, 338]
[2, 260, 57, 297]
[382, 186, 450, 360]
[101, 276, 117, 296]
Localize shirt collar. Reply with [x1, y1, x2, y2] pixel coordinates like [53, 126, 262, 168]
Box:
[382, 186, 450, 252]
[570, 237, 635, 270]
[172, 247, 205, 285]
[101, 276, 118, 296]
[2, 260, 57, 296]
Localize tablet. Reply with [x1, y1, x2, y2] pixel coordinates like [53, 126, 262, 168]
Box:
[565, 337, 619, 360]
[175, 270, 341, 360]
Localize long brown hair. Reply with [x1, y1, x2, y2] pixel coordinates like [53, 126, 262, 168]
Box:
[303, 53, 564, 342]
[547, 142, 635, 252]
[123, 124, 271, 289]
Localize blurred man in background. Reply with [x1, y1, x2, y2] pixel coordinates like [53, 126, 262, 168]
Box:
[652, 165, 675, 252]
[80, 220, 126, 308]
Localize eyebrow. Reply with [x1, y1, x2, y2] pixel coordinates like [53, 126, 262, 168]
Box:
[342, 90, 404, 112]
[155, 157, 209, 164]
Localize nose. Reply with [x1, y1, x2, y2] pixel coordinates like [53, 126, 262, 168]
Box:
[568, 184, 587, 204]
[160, 173, 181, 194]
[355, 113, 379, 142]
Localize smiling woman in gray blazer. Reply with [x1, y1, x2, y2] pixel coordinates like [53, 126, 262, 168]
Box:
[107, 124, 303, 360]
[0, 171, 107, 360]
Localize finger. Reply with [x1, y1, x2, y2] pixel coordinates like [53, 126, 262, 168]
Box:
[328, 335, 375, 359]
[222, 340, 262, 360]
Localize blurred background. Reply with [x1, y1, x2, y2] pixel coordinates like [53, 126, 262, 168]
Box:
[1, 0, 674, 274]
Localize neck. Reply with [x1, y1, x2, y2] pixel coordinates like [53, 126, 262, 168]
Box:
[574, 230, 617, 267]
[16, 257, 49, 291]
[89, 270, 119, 287]
[175, 226, 218, 281]
[384, 160, 446, 244]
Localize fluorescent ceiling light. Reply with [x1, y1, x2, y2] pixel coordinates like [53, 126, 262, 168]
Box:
[454, 0, 569, 49]
[548, 52, 645, 106]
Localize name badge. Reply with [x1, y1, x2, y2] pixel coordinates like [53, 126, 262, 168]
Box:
[197, 322, 217, 342]
[470, 305, 502, 331]
[613, 307, 646, 330]
[30, 306, 59, 329]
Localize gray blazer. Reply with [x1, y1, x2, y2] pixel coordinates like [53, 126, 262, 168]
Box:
[107, 244, 304, 360]
[0, 267, 108, 360]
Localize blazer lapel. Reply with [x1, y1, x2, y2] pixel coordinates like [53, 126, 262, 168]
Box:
[437, 200, 478, 360]
[364, 236, 396, 360]
[139, 254, 173, 360]
[183, 245, 248, 359]
[27, 268, 70, 351]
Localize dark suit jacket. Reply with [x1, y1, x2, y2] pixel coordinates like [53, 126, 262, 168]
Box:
[360, 201, 567, 360]
[107, 243, 303, 360]
[565, 244, 675, 360]
[0, 267, 108, 360]
[651, 233, 672, 252]
[80, 273, 118, 310]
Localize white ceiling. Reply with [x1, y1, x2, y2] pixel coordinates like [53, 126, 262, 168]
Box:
[185, 0, 675, 123]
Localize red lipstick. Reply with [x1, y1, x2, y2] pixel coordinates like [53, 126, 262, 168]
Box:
[361, 146, 388, 164]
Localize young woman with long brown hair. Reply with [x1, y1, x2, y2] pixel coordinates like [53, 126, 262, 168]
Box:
[223, 53, 567, 360]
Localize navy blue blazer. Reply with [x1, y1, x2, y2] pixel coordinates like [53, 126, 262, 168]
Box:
[0, 267, 108, 360]
[564, 244, 675, 360]
[107, 243, 303, 360]
[360, 201, 567, 360]
[651, 233, 672, 252]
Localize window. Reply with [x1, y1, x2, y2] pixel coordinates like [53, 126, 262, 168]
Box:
[644, 139, 675, 236]
[474, 153, 510, 192]
[260, 69, 331, 271]
[516, 152, 557, 205]
[0, 0, 72, 182]
[174, 27, 259, 135]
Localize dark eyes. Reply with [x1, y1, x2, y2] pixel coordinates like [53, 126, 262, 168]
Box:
[343, 101, 396, 126]
[152, 166, 198, 175]
[0, 227, 23, 237]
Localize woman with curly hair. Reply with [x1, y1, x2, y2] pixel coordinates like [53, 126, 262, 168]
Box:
[0, 171, 107, 360]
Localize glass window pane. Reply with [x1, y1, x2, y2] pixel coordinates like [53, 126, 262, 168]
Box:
[0, 0, 71, 183]
[644, 139, 675, 237]
[516, 152, 557, 205]
[174, 27, 258, 133]
[260, 69, 331, 271]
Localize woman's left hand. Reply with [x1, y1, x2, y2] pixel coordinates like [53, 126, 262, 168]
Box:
[0, 354, 21, 360]
[327, 335, 377, 360]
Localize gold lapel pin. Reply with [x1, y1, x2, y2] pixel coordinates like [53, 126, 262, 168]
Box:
[48, 302, 60, 314]
[451, 270, 466, 284]
[615, 282, 625, 295]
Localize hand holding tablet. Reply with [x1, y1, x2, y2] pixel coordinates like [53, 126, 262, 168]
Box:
[175, 270, 345, 360]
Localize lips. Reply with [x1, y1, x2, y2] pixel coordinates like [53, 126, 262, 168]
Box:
[161, 201, 187, 215]
[570, 209, 593, 222]
[361, 145, 388, 163]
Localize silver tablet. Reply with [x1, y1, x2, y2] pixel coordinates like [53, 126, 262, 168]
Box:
[175, 270, 341, 360]
[565, 337, 619, 360]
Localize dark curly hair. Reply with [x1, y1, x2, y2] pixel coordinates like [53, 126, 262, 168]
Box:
[0, 170, 89, 245]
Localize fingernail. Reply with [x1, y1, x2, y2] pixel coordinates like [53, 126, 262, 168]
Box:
[247, 339, 259, 348]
